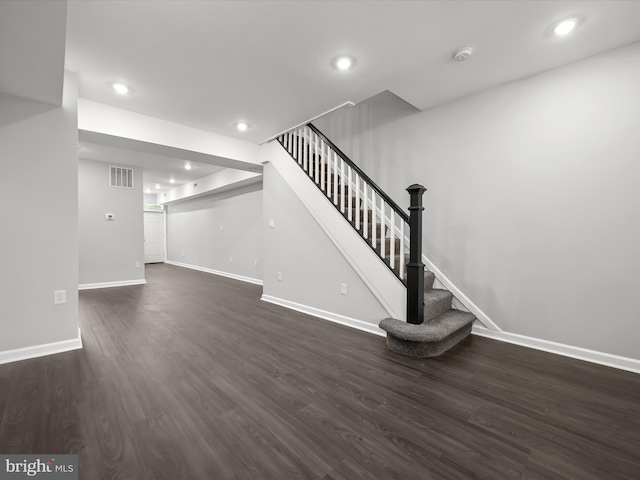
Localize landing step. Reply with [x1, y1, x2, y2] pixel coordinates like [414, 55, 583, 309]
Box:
[379, 310, 476, 358]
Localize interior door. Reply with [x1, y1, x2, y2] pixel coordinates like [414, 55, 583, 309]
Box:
[144, 211, 165, 264]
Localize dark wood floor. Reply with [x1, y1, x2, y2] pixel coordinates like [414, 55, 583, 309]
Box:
[1, 264, 639, 479]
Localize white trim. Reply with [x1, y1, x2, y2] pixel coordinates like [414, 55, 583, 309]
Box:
[79, 279, 146, 290]
[166, 260, 263, 286]
[423, 254, 502, 332]
[259, 101, 355, 144]
[472, 324, 640, 375]
[0, 328, 83, 365]
[261, 295, 385, 337]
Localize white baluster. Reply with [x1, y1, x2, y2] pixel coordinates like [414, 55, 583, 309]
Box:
[313, 135, 321, 185]
[400, 221, 406, 279]
[326, 143, 331, 197]
[390, 209, 396, 270]
[333, 151, 339, 205]
[304, 127, 309, 171]
[340, 158, 346, 214]
[347, 167, 352, 221]
[318, 137, 327, 191]
[315, 135, 326, 191]
[363, 183, 368, 239]
[380, 197, 385, 260]
[355, 175, 360, 230]
[371, 190, 377, 250]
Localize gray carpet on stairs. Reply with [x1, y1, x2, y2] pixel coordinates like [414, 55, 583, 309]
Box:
[379, 308, 476, 358]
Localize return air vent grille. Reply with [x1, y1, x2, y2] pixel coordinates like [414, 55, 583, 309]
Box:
[109, 166, 134, 188]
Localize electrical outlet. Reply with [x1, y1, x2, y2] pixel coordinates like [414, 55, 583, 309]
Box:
[105, 213, 114, 220]
[254, 259, 258, 266]
[340, 283, 347, 295]
[220, 225, 224, 231]
[54, 290, 66, 305]
[229, 257, 233, 263]
[269, 219, 275, 229]
[277, 271, 282, 281]
[135, 261, 140, 268]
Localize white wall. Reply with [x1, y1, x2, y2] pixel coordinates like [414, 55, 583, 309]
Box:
[78, 158, 145, 286]
[144, 193, 159, 205]
[262, 161, 390, 329]
[314, 90, 419, 163]
[166, 183, 263, 283]
[312, 42, 640, 360]
[0, 71, 79, 352]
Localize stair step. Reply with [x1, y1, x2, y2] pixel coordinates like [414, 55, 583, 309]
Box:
[424, 271, 435, 290]
[401, 268, 435, 290]
[424, 289, 452, 321]
[332, 194, 361, 208]
[385, 253, 409, 271]
[374, 237, 401, 252]
[379, 310, 475, 343]
[361, 222, 386, 238]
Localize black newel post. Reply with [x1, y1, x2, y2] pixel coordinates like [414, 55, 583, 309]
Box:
[406, 184, 426, 325]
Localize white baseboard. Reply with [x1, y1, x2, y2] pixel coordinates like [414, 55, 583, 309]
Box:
[0, 328, 83, 365]
[472, 324, 640, 375]
[79, 279, 146, 290]
[261, 294, 385, 337]
[166, 260, 263, 286]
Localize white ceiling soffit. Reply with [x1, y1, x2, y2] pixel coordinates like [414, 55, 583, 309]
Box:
[77, 139, 227, 194]
[0, 0, 67, 105]
[78, 130, 263, 173]
[66, 1, 640, 143]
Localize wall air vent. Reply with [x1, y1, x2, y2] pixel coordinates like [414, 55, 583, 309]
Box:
[109, 166, 134, 188]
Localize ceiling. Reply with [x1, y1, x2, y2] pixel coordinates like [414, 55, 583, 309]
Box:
[65, 0, 640, 143]
[8, 1, 640, 195]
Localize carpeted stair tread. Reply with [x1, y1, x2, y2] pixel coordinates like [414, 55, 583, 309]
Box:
[424, 271, 435, 290]
[424, 288, 452, 321]
[379, 310, 476, 343]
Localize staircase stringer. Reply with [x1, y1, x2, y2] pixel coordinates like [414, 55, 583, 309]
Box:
[264, 141, 407, 322]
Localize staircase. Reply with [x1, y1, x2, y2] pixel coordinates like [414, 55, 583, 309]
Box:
[276, 124, 475, 357]
[380, 272, 476, 357]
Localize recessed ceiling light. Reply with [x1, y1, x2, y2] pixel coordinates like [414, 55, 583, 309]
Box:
[185, 163, 192, 170]
[332, 55, 356, 71]
[169, 178, 175, 184]
[554, 19, 577, 36]
[145, 188, 151, 194]
[110, 82, 132, 95]
[236, 122, 249, 131]
[155, 184, 160, 189]
[549, 15, 584, 37]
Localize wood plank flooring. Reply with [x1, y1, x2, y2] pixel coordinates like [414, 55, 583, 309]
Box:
[1, 263, 639, 479]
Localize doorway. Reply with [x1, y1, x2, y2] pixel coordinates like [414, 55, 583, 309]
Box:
[144, 211, 165, 263]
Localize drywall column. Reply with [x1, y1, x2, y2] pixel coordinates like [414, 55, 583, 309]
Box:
[0, 71, 81, 358]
